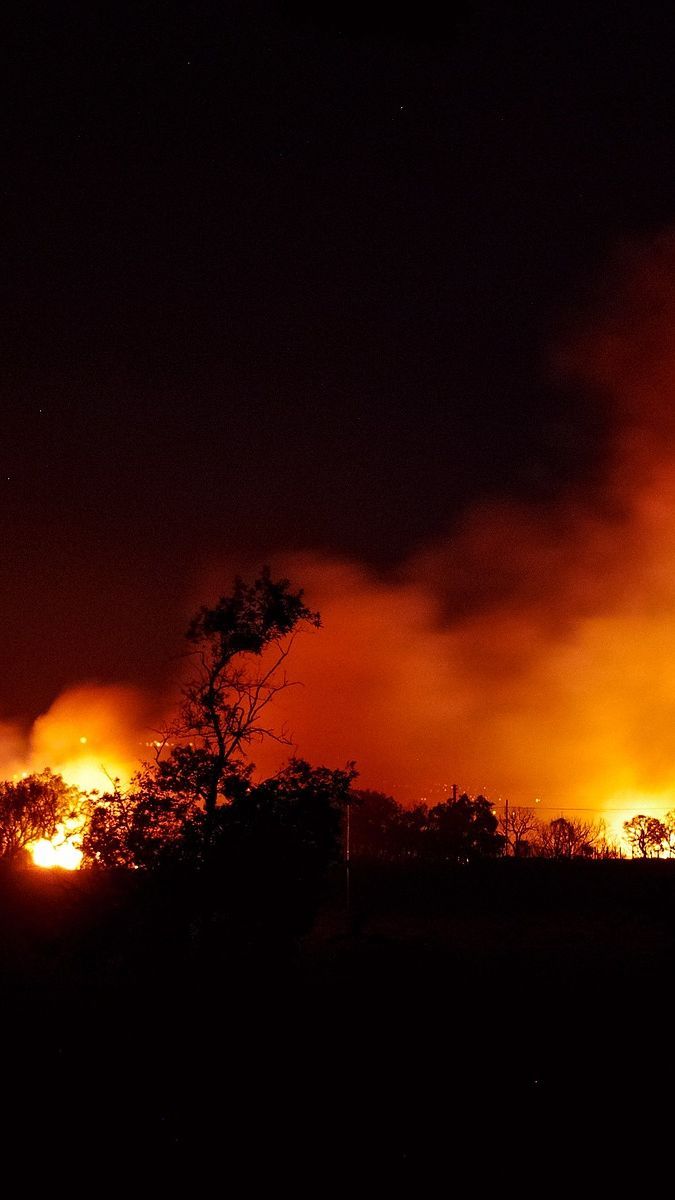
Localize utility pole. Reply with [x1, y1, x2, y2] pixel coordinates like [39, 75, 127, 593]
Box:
[504, 796, 509, 856]
[345, 798, 351, 933]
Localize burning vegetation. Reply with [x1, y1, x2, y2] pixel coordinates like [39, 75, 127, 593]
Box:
[0, 771, 83, 869]
[0, 570, 353, 874]
[12, 236, 675, 872]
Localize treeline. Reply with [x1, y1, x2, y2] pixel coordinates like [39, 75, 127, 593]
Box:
[350, 791, 502, 862]
[2, 570, 674, 875]
[3, 771, 675, 874]
[350, 791, 621, 861]
[622, 812, 675, 858]
[0, 571, 354, 887]
[0, 759, 352, 876]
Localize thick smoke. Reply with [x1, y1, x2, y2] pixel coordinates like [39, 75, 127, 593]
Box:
[5, 233, 675, 837]
[0, 684, 158, 793]
[256, 234, 675, 834]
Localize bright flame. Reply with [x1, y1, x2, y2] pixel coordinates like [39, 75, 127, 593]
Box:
[49, 756, 125, 795]
[600, 789, 675, 854]
[27, 745, 131, 871]
[17, 235, 675, 873]
[31, 831, 83, 871]
[18, 685, 152, 869]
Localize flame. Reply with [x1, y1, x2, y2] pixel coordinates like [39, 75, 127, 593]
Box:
[26, 754, 131, 871]
[231, 235, 675, 843]
[31, 824, 84, 871]
[14, 236, 675, 872]
[15, 685, 152, 869]
[31, 753, 131, 869]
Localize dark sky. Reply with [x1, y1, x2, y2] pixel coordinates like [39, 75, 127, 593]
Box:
[2, 0, 675, 718]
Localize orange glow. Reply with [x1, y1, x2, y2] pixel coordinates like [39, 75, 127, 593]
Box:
[28, 685, 146, 791]
[10, 233, 675, 868]
[243, 237, 675, 843]
[7, 685, 155, 869]
[31, 826, 84, 870]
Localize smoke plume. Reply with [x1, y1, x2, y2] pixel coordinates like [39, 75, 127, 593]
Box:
[256, 233, 675, 836]
[6, 233, 675, 839]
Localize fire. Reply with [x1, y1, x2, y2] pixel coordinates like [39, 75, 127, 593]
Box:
[47, 755, 125, 796]
[31, 824, 84, 871]
[25, 751, 131, 870]
[248, 236, 675, 825]
[15, 686, 150, 870]
[16, 236, 675, 871]
[600, 789, 675, 853]
[26, 752, 131, 870]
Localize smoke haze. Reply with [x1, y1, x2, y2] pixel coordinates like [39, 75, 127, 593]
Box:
[6, 235, 675, 837]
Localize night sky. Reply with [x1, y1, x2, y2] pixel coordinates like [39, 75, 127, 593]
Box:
[3, 1, 675, 723]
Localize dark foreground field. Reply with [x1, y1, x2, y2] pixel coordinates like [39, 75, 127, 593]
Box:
[0, 859, 672, 1178]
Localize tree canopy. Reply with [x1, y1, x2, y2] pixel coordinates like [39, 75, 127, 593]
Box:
[81, 570, 353, 876]
[180, 568, 320, 815]
[0, 771, 78, 863]
[623, 814, 668, 859]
